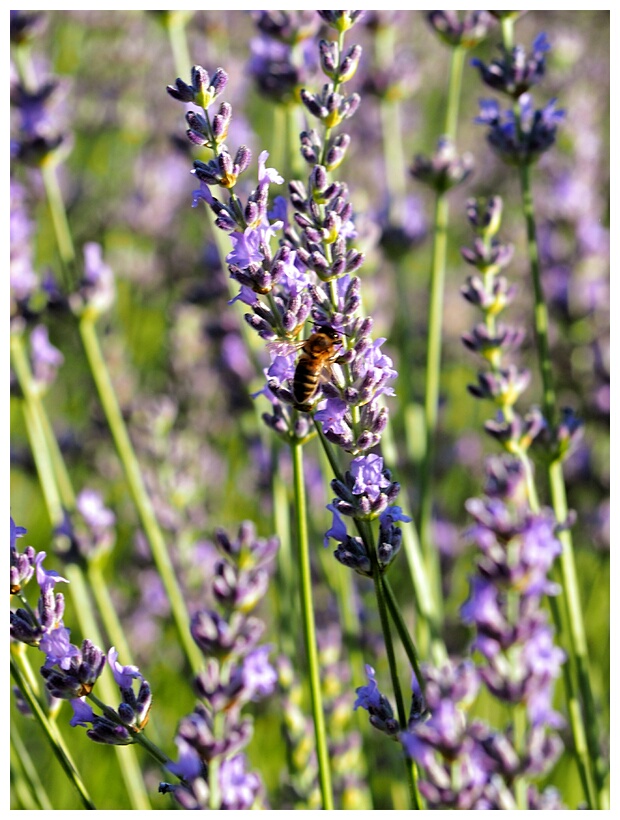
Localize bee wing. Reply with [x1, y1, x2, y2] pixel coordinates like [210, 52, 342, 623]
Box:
[266, 338, 305, 357]
[319, 360, 345, 389]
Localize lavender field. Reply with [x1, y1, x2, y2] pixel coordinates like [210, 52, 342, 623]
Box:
[10, 10, 610, 810]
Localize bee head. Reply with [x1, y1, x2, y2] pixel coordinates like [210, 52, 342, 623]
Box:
[314, 324, 342, 340]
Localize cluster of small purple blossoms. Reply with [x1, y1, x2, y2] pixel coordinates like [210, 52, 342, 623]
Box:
[168, 21, 398, 458]
[460, 195, 582, 462]
[409, 14, 490, 198]
[161, 522, 278, 810]
[472, 33, 551, 99]
[10, 53, 70, 168]
[400, 658, 565, 809]
[168, 64, 311, 443]
[248, 11, 320, 106]
[55, 487, 117, 562]
[10, 515, 152, 745]
[410, 135, 474, 194]
[69, 242, 116, 319]
[353, 664, 400, 736]
[324, 454, 410, 576]
[10, 29, 71, 324]
[10, 179, 38, 314]
[274, 11, 399, 455]
[355, 649, 566, 808]
[474, 31, 564, 167]
[460, 457, 567, 800]
[460, 196, 530, 431]
[426, 10, 496, 49]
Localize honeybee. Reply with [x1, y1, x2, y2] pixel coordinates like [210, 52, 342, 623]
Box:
[270, 325, 342, 411]
[293, 325, 343, 409]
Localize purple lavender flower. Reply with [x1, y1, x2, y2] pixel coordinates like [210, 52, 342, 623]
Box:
[472, 33, 551, 99]
[53, 489, 116, 560]
[34, 551, 69, 592]
[350, 453, 390, 502]
[10, 179, 38, 308]
[77, 488, 116, 531]
[240, 645, 277, 700]
[39, 625, 78, 668]
[323, 502, 349, 548]
[330, 454, 400, 520]
[410, 136, 474, 193]
[10, 517, 35, 594]
[40, 638, 106, 700]
[69, 697, 96, 728]
[427, 11, 495, 49]
[10, 10, 45, 45]
[400, 661, 496, 809]
[166, 65, 228, 108]
[172, 702, 253, 768]
[29, 325, 64, 387]
[314, 398, 352, 446]
[10, 527, 70, 650]
[190, 609, 264, 659]
[10, 64, 69, 165]
[107, 647, 143, 688]
[219, 754, 262, 810]
[476, 94, 565, 166]
[456, 453, 567, 788]
[70, 242, 115, 317]
[169, 520, 276, 805]
[354, 664, 399, 736]
[166, 736, 204, 781]
[248, 30, 317, 105]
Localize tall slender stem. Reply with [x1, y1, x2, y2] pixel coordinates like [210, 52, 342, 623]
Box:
[79, 316, 203, 677]
[40, 162, 77, 291]
[290, 441, 334, 810]
[514, 65, 606, 813]
[11, 725, 54, 811]
[10, 657, 96, 810]
[417, 43, 466, 621]
[357, 519, 421, 809]
[164, 11, 192, 78]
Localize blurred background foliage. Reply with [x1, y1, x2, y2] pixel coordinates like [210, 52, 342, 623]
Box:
[10, 10, 609, 810]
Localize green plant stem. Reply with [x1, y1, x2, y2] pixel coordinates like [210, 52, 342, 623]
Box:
[375, 21, 406, 220]
[417, 43, 466, 625]
[290, 440, 334, 810]
[78, 316, 203, 677]
[271, 449, 297, 658]
[12, 327, 157, 807]
[12, 328, 76, 510]
[11, 333, 64, 526]
[65, 565, 153, 809]
[287, 104, 305, 179]
[516, 105, 604, 812]
[11, 725, 54, 810]
[11, 644, 41, 700]
[87, 692, 171, 768]
[10, 657, 96, 810]
[512, 704, 528, 810]
[12, 44, 76, 290]
[380, 422, 447, 666]
[314, 421, 439, 680]
[40, 161, 77, 290]
[417, 187, 448, 611]
[444, 46, 466, 143]
[382, 576, 425, 695]
[357, 519, 421, 810]
[163, 11, 192, 78]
